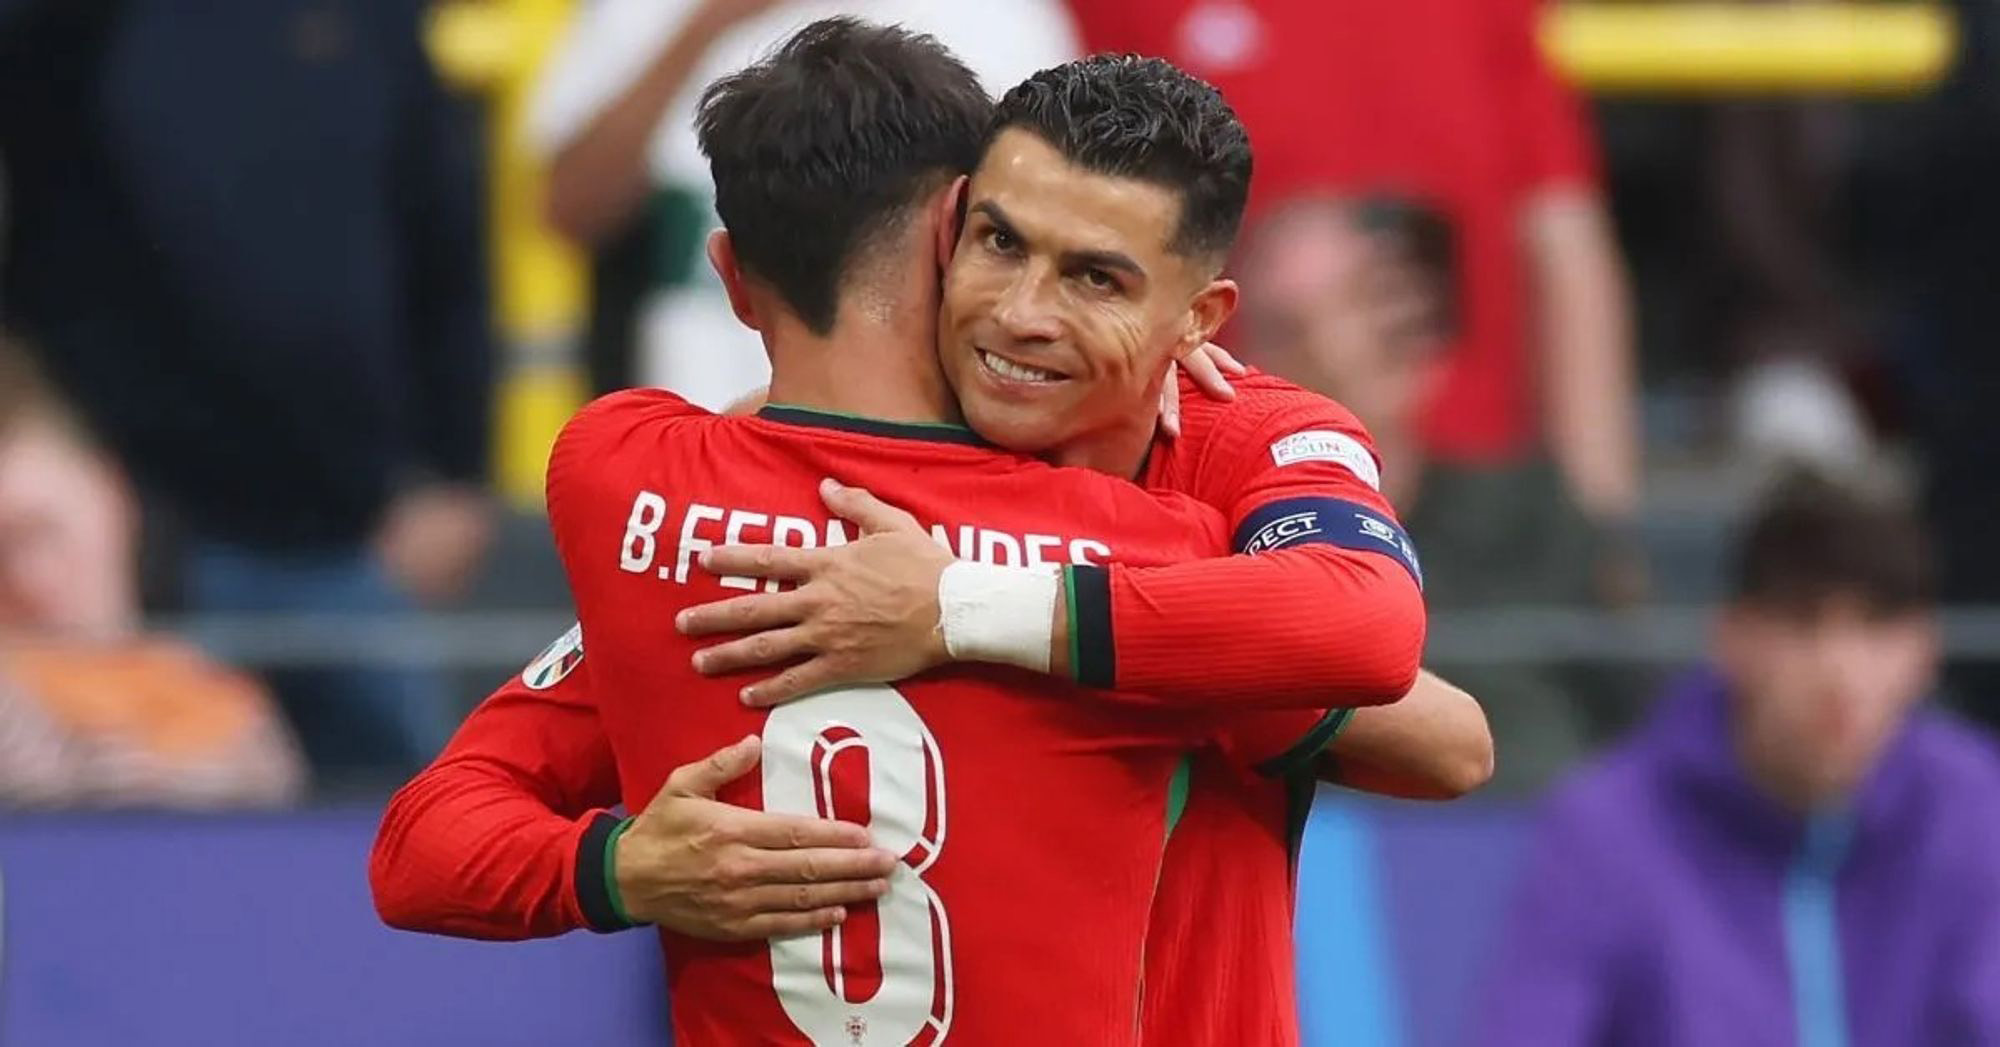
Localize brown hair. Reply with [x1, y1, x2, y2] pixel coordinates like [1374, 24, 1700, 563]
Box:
[1732, 467, 1935, 616]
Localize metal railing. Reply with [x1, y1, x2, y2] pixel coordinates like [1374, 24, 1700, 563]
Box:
[164, 606, 2000, 671]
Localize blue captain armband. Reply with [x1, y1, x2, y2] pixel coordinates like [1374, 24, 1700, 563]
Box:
[1231, 498, 1424, 588]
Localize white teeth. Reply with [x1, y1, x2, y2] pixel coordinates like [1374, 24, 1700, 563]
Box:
[979, 349, 1061, 383]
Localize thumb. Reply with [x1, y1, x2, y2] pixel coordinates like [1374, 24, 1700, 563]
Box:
[820, 478, 921, 536]
[660, 734, 761, 801]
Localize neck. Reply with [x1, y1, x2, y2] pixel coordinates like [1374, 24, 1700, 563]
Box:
[761, 285, 958, 426]
[1045, 413, 1158, 480]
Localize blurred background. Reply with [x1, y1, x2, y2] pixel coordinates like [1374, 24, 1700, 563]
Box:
[1, 1, 1996, 1044]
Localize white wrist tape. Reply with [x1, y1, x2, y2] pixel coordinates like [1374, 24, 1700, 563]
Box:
[937, 560, 1060, 672]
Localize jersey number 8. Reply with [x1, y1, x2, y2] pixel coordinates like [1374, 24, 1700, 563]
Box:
[762, 686, 954, 1045]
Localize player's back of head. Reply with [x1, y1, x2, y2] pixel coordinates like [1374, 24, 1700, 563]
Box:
[695, 17, 991, 334]
[991, 54, 1253, 268]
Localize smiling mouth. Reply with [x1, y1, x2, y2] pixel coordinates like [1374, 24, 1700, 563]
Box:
[977, 348, 1067, 384]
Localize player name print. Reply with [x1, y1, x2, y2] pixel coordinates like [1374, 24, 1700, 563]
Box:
[614, 490, 1113, 590]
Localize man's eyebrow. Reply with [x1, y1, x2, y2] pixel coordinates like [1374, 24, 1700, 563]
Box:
[969, 200, 1019, 239]
[972, 200, 1146, 280]
[1067, 248, 1145, 280]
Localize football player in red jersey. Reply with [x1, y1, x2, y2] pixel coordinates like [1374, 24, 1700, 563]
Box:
[677, 74, 1466, 1047]
[523, 22, 1421, 1045]
[373, 25, 1485, 1045]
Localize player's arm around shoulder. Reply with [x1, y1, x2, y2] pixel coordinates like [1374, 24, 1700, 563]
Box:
[1078, 375, 1426, 708]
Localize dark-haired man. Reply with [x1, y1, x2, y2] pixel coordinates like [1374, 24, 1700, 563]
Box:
[679, 56, 1460, 1044]
[1481, 471, 2000, 1046]
[393, 21, 1417, 1043]
[376, 26, 1476, 1045]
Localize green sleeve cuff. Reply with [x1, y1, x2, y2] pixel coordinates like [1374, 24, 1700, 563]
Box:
[1064, 563, 1115, 688]
[576, 812, 643, 932]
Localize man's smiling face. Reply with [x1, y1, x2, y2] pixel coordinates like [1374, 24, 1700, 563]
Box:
[938, 128, 1218, 455]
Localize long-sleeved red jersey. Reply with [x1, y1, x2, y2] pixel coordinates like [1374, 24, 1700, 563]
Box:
[371, 370, 1424, 1044]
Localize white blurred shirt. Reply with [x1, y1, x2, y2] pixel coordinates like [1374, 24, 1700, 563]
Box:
[529, 1, 1080, 409]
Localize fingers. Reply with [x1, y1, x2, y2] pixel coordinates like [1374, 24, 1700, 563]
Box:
[739, 658, 851, 708]
[732, 908, 850, 941]
[677, 590, 810, 637]
[1207, 341, 1248, 376]
[1159, 366, 1182, 439]
[659, 735, 762, 800]
[1178, 342, 1237, 402]
[692, 627, 815, 677]
[735, 843, 899, 886]
[698, 544, 820, 583]
[720, 808, 877, 851]
[732, 878, 891, 918]
[818, 478, 922, 536]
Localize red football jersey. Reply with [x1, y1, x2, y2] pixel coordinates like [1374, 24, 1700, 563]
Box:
[544, 390, 1317, 1046]
[1134, 369, 1415, 1047]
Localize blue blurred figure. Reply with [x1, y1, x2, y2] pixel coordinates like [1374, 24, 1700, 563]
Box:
[1478, 469, 2000, 1047]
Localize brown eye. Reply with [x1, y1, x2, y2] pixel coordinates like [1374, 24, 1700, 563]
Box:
[984, 227, 1018, 253]
[1083, 268, 1116, 291]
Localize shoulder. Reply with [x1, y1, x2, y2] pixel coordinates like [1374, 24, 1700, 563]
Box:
[1903, 709, 2000, 805]
[558, 388, 708, 449]
[1892, 710, 2000, 896]
[548, 389, 712, 501]
[1178, 369, 1370, 437]
[1176, 370, 1381, 480]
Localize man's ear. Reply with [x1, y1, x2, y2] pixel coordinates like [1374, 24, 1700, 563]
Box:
[707, 230, 759, 331]
[1181, 277, 1240, 356]
[936, 175, 970, 271]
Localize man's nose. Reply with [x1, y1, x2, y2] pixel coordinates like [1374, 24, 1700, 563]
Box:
[992, 267, 1062, 343]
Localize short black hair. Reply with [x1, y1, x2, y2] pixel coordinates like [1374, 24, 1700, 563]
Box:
[1733, 468, 1935, 616]
[989, 54, 1252, 262]
[696, 18, 991, 333]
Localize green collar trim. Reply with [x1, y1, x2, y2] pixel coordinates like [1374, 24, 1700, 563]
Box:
[757, 403, 990, 448]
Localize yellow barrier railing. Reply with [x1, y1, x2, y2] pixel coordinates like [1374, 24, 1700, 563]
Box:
[431, 0, 588, 507]
[1546, 2, 1955, 94]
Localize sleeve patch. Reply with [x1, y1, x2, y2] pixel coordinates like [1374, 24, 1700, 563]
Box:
[1233, 497, 1423, 587]
[1268, 430, 1381, 490]
[523, 622, 585, 690]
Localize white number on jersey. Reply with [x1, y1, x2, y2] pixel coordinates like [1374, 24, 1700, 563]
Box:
[762, 686, 953, 1045]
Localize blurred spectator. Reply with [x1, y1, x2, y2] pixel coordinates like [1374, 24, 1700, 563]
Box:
[1235, 196, 1452, 509]
[0, 0, 495, 781]
[1070, 0, 1640, 791]
[1478, 470, 2000, 1046]
[528, 0, 1078, 403]
[0, 336, 303, 809]
[1708, 97, 1876, 471]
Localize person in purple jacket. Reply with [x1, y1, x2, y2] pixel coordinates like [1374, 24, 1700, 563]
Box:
[1479, 468, 2000, 1047]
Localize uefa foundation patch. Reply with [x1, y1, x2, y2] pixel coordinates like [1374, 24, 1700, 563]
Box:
[1268, 430, 1381, 490]
[522, 622, 585, 690]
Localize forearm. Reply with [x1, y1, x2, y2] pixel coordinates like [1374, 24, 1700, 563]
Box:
[1528, 190, 1639, 523]
[1316, 669, 1492, 800]
[371, 759, 611, 940]
[1056, 545, 1424, 708]
[545, 2, 734, 245]
[369, 671, 625, 940]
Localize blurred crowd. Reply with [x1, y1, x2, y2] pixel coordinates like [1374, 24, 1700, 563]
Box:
[2, 0, 1999, 1034]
